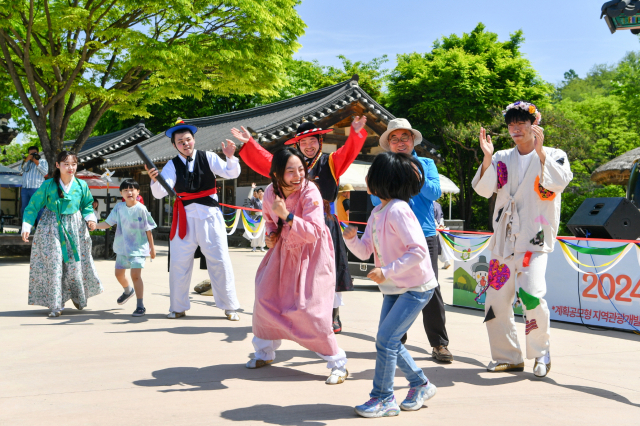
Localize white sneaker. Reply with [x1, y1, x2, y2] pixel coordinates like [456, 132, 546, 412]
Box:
[251, 247, 257, 252]
[225, 310, 240, 321]
[400, 382, 437, 411]
[260, 247, 265, 252]
[48, 311, 61, 317]
[246, 359, 273, 369]
[534, 351, 551, 377]
[443, 260, 451, 269]
[326, 367, 348, 384]
[166, 311, 185, 319]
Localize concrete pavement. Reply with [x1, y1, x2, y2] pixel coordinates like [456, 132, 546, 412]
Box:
[1, 242, 639, 425]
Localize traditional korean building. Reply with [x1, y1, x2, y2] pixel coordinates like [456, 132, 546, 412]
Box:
[101, 75, 440, 236]
[68, 121, 153, 172]
[8, 121, 153, 220]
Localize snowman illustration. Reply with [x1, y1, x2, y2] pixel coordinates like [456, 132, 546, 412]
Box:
[472, 255, 490, 305]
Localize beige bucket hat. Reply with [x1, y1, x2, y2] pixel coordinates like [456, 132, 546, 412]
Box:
[339, 183, 355, 192]
[379, 118, 423, 151]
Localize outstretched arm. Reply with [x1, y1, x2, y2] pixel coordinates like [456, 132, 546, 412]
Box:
[343, 223, 374, 261]
[232, 126, 272, 178]
[329, 116, 368, 179]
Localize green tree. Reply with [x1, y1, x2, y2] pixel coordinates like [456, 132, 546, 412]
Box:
[386, 23, 553, 227]
[555, 65, 616, 102]
[93, 55, 389, 136]
[555, 95, 639, 178]
[94, 93, 262, 135]
[0, 0, 305, 172]
[271, 55, 389, 103]
[1, 139, 41, 165]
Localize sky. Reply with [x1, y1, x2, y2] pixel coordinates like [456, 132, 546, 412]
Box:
[294, 0, 640, 84]
[9, 1, 640, 144]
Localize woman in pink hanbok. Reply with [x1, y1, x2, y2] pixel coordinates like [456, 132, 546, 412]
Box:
[246, 147, 348, 385]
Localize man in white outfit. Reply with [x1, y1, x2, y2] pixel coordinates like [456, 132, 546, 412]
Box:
[472, 102, 573, 377]
[146, 119, 241, 320]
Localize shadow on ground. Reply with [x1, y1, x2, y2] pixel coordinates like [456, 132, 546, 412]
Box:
[220, 403, 355, 425]
[132, 330, 640, 409]
[109, 325, 253, 343]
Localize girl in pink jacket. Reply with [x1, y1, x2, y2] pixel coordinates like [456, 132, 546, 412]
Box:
[247, 147, 348, 385]
[343, 152, 439, 417]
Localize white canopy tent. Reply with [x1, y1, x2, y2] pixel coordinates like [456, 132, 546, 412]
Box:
[439, 174, 460, 220]
[340, 161, 460, 219]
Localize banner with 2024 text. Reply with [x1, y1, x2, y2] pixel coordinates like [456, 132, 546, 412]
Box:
[447, 233, 640, 332]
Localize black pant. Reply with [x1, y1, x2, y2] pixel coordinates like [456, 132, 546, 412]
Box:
[421, 234, 449, 347]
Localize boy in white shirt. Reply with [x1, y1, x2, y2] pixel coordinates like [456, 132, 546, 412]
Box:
[96, 179, 156, 316]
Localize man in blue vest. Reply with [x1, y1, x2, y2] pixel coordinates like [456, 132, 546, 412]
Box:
[370, 118, 453, 362]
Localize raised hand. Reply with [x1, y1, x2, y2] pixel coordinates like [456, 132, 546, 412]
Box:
[532, 125, 546, 165]
[342, 225, 358, 240]
[532, 125, 545, 154]
[352, 115, 367, 134]
[479, 127, 494, 160]
[272, 195, 289, 221]
[222, 139, 237, 158]
[230, 126, 251, 143]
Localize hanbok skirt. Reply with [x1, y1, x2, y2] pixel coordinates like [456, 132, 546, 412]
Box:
[28, 209, 103, 311]
[325, 217, 353, 292]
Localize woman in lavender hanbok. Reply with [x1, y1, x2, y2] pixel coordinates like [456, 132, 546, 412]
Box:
[246, 147, 348, 385]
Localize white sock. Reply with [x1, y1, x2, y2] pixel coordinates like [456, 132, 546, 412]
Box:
[124, 286, 132, 294]
[536, 350, 550, 364]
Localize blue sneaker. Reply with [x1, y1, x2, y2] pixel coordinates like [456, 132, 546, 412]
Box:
[400, 382, 437, 411]
[354, 396, 400, 418]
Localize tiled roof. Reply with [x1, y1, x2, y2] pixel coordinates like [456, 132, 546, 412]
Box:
[64, 122, 153, 164]
[102, 77, 397, 169]
[601, 1, 640, 19]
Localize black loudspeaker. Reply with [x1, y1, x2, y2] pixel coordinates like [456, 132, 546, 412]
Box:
[346, 191, 374, 264]
[566, 197, 640, 240]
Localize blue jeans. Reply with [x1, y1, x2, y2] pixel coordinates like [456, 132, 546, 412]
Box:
[21, 187, 43, 222]
[371, 289, 435, 399]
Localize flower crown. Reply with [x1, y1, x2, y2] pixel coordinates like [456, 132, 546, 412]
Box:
[502, 101, 542, 125]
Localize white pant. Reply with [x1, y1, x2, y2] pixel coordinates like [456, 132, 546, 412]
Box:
[333, 292, 344, 309]
[250, 230, 266, 248]
[485, 251, 550, 364]
[169, 212, 240, 313]
[252, 336, 348, 369]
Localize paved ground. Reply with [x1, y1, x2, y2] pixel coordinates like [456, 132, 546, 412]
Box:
[1, 242, 639, 425]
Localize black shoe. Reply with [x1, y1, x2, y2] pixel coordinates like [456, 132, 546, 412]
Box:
[117, 289, 135, 305]
[401, 333, 408, 345]
[333, 316, 342, 334]
[132, 307, 146, 317]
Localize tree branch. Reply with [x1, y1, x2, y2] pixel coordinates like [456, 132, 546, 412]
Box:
[447, 136, 481, 165]
[21, 0, 46, 115]
[101, 50, 118, 88]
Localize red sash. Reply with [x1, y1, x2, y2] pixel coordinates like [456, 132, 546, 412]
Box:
[170, 187, 218, 240]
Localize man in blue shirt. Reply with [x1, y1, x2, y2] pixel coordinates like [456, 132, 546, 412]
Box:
[371, 118, 453, 362]
[20, 146, 48, 222]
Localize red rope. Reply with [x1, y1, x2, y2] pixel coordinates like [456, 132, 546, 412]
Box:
[218, 203, 640, 245]
[219, 203, 263, 213]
